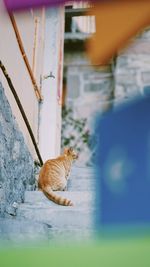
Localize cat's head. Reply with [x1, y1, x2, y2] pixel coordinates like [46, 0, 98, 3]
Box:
[64, 147, 78, 160]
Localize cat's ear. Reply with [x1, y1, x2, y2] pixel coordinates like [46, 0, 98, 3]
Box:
[68, 147, 74, 154]
[64, 147, 74, 155]
[64, 147, 69, 154]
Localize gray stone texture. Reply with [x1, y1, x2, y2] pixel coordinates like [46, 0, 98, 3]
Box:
[0, 82, 35, 216]
[67, 75, 80, 99]
[0, 218, 49, 243]
[115, 29, 150, 104]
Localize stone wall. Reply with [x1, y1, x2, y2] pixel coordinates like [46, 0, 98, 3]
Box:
[65, 53, 114, 123]
[65, 28, 150, 111]
[64, 28, 150, 165]
[0, 82, 35, 216]
[115, 28, 150, 104]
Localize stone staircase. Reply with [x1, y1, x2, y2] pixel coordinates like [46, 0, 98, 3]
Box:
[0, 166, 96, 243]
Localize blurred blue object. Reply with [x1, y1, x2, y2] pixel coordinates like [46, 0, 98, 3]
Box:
[95, 96, 150, 234]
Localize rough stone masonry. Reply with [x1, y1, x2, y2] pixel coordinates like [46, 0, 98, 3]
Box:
[0, 82, 35, 216]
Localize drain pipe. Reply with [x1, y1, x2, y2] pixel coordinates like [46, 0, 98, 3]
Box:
[9, 13, 43, 102]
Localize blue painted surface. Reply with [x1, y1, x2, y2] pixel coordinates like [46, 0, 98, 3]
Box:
[95, 96, 150, 229]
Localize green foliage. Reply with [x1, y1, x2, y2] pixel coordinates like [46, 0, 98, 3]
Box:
[61, 106, 91, 153]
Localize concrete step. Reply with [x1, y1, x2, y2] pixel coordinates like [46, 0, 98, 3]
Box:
[0, 218, 49, 243]
[61, 166, 96, 192]
[24, 190, 94, 208]
[17, 189, 95, 242]
[17, 191, 95, 230]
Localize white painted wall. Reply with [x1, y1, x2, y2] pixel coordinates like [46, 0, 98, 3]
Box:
[15, 8, 45, 87]
[39, 7, 64, 162]
[0, 1, 44, 159]
[0, 2, 64, 162]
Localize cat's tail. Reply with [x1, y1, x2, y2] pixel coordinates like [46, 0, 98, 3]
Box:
[42, 186, 73, 206]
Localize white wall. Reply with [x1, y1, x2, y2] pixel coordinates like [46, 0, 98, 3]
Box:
[15, 8, 45, 86]
[39, 7, 64, 161]
[0, 2, 64, 162]
[0, 2, 44, 159]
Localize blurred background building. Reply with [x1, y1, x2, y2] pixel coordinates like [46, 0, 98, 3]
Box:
[62, 1, 150, 164]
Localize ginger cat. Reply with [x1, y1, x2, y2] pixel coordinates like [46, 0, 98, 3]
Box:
[38, 147, 78, 206]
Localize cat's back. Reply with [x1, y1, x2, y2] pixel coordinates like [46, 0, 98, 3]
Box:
[38, 158, 65, 189]
[44, 156, 65, 171]
[39, 157, 66, 184]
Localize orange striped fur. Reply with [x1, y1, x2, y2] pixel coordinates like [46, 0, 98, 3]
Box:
[38, 147, 78, 206]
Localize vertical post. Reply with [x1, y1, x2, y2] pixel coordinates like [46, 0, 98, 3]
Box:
[39, 7, 64, 162]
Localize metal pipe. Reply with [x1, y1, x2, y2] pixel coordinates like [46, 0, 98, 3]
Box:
[0, 60, 43, 166]
[9, 13, 43, 102]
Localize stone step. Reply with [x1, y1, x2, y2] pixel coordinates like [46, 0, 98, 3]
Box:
[17, 191, 95, 231]
[24, 190, 94, 208]
[67, 166, 96, 191]
[0, 218, 49, 243]
[0, 217, 95, 244]
[47, 227, 95, 243]
[71, 166, 96, 176]
[68, 174, 96, 191]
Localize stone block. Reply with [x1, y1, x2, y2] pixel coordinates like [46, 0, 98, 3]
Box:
[122, 40, 150, 55]
[116, 73, 137, 85]
[67, 75, 80, 99]
[84, 80, 112, 94]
